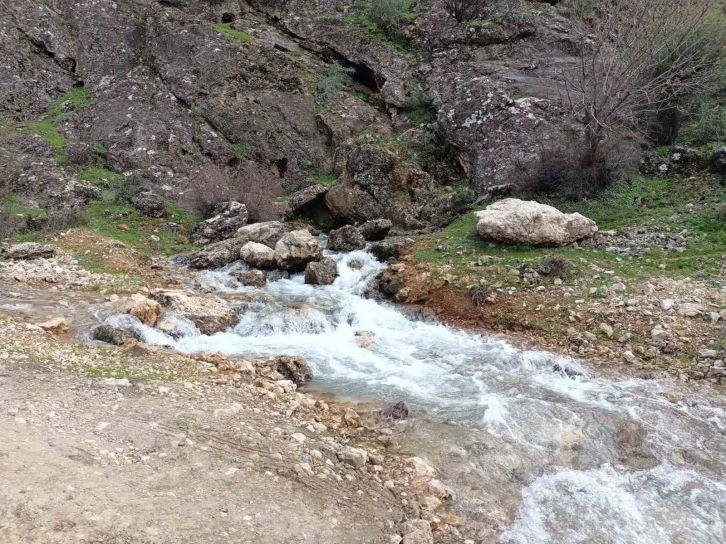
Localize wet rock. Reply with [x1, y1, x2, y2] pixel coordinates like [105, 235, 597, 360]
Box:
[358, 219, 392, 241]
[154, 291, 237, 335]
[355, 330, 376, 348]
[370, 239, 413, 262]
[155, 313, 197, 339]
[240, 242, 275, 269]
[381, 401, 408, 420]
[328, 225, 366, 252]
[132, 191, 165, 218]
[38, 318, 69, 334]
[400, 520, 433, 544]
[188, 222, 291, 269]
[266, 355, 312, 385]
[117, 294, 162, 326]
[274, 230, 323, 271]
[337, 446, 368, 468]
[304, 257, 337, 286]
[475, 199, 597, 246]
[231, 269, 267, 288]
[92, 324, 140, 346]
[376, 269, 405, 298]
[2, 243, 56, 260]
[191, 201, 248, 244]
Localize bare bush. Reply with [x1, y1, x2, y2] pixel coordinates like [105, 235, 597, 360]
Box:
[557, 0, 726, 158]
[368, 0, 412, 28]
[536, 254, 572, 278]
[521, 130, 637, 198]
[446, 0, 518, 23]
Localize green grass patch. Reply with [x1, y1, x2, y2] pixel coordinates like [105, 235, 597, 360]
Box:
[1, 194, 47, 217]
[212, 23, 255, 43]
[231, 139, 250, 154]
[2, 88, 95, 150]
[312, 171, 338, 185]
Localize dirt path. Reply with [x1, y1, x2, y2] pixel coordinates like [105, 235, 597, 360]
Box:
[0, 321, 406, 544]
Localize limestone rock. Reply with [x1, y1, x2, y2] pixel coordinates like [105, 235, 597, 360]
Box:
[381, 401, 409, 420]
[475, 199, 597, 246]
[192, 201, 248, 244]
[38, 318, 69, 334]
[188, 222, 291, 269]
[358, 219, 392, 241]
[274, 230, 323, 271]
[304, 257, 338, 285]
[92, 324, 140, 346]
[370, 239, 413, 262]
[236, 221, 291, 249]
[3, 243, 56, 260]
[231, 269, 267, 288]
[154, 291, 237, 334]
[240, 242, 275, 269]
[121, 294, 161, 326]
[132, 191, 165, 218]
[324, 184, 380, 225]
[337, 447, 368, 468]
[284, 184, 329, 220]
[328, 225, 366, 252]
[400, 520, 433, 544]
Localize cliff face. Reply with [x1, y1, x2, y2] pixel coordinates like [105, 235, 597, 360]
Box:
[0, 0, 575, 225]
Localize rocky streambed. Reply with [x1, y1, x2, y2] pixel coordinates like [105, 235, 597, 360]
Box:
[2, 237, 726, 543]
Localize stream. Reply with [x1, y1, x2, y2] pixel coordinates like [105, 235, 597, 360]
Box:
[11, 248, 726, 543]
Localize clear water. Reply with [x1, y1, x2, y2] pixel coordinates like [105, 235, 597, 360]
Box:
[102, 250, 726, 543]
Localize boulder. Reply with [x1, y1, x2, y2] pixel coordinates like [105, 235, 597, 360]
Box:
[710, 146, 726, 176]
[236, 221, 291, 248]
[240, 242, 275, 269]
[400, 520, 433, 544]
[328, 225, 366, 252]
[155, 313, 198, 339]
[191, 201, 248, 244]
[304, 257, 338, 285]
[358, 219, 392, 241]
[188, 222, 291, 269]
[324, 184, 380, 225]
[153, 291, 237, 334]
[38, 318, 70, 334]
[92, 324, 140, 346]
[381, 401, 409, 420]
[337, 446, 368, 468]
[2, 242, 56, 260]
[370, 239, 413, 262]
[132, 191, 165, 218]
[355, 330, 376, 348]
[274, 230, 323, 271]
[284, 184, 329, 220]
[475, 199, 597, 246]
[261, 355, 312, 385]
[119, 294, 161, 326]
[231, 269, 267, 288]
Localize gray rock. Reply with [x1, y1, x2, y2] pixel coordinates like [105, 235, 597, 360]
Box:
[92, 324, 140, 346]
[274, 230, 323, 271]
[660, 299, 675, 311]
[153, 291, 237, 335]
[2, 242, 56, 260]
[328, 225, 366, 252]
[239, 241, 275, 269]
[304, 258, 338, 285]
[358, 219, 392, 241]
[370, 239, 413, 262]
[709, 146, 726, 176]
[132, 191, 165, 218]
[192, 201, 248, 244]
[266, 355, 312, 385]
[475, 199, 597, 246]
[284, 185, 329, 220]
[231, 269, 267, 288]
[400, 520, 433, 544]
[337, 446, 368, 468]
[381, 401, 409, 420]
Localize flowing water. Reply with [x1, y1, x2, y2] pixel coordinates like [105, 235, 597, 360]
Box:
[90, 250, 726, 542]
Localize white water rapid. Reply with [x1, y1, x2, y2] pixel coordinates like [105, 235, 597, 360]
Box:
[102, 249, 726, 543]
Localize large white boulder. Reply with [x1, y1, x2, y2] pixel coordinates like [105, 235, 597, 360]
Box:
[239, 241, 275, 269]
[153, 291, 237, 335]
[475, 198, 597, 246]
[273, 230, 323, 271]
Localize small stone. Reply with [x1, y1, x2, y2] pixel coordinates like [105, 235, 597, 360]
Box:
[38, 318, 70, 334]
[611, 282, 626, 293]
[337, 447, 368, 468]
[660, 299, 675, 311]
[598, 323, 614, 338]
[291, 433, 306, 443]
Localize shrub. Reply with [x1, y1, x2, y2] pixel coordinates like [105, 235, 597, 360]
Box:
[520, 132, 637, 199]
[316, 62, 354, 106]
[696, 102, 726, 144]
[536, 254, 572, 278]
[111, 173, 145, 205]
[368, 0, 412, 28]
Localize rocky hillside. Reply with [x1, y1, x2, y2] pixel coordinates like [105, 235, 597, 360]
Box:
[1, 0, 583, 231]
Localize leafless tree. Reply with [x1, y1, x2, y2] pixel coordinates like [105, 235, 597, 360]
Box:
[557, 0, 726, 164]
